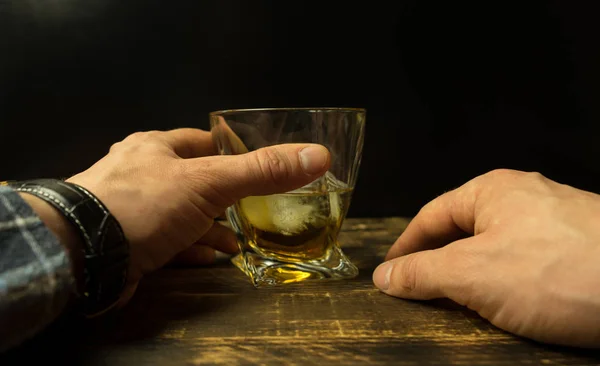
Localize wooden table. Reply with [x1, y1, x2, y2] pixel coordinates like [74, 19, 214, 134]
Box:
[2, 217, 600, 365]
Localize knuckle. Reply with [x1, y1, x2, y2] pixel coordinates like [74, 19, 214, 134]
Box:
[523, 171, 554, 195]
[124, 131, 146, 142]
[523, 170, 547, 182]
[483, 168, 521, 181]
[419, 198, 437, 214]
[394, 253, 423, 294]
[484, 169, 551, 191]
[482, 168, 549, 185]
[252, 147, 291, 185]
[474, 169, 526, 199]
[420, 193, 446, 215]
[109, 141, 124, 153]
[113, 130, 167, 154]
[123, 130, 162, 144]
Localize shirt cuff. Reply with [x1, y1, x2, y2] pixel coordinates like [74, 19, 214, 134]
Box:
[0, 185, 75, 352]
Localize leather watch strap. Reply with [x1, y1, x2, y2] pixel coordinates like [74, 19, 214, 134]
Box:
[9, 179, 129, 317]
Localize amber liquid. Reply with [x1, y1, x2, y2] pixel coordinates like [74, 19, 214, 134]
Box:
[236, 183, 352, 262]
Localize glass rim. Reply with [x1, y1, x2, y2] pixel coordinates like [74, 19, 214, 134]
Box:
[209, 107, 366, 117]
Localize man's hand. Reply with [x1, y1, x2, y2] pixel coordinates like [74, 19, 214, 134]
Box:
[67, 128, 330, 305]
[373, 169, 600, 348]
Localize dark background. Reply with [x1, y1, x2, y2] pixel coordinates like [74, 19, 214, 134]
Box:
[1, 0, 599, 217]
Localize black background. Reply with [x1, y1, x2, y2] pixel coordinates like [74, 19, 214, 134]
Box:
[1, 0, 599, 217]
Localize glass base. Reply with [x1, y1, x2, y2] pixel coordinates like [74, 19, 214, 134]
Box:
[231, 245, 359, 287]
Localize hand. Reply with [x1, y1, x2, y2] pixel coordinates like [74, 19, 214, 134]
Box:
[67, 128, 330, 305]
[373, 169, 600, 348]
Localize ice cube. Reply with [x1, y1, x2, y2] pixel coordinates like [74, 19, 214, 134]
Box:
[270, 196, 323, 235]
[240, 194, 325, 236]
[239, 172, 348, 235]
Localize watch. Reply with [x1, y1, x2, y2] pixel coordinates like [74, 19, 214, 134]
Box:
[8, 178, 130, 318]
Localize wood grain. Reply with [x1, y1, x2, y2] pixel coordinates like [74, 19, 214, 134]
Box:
[2, 217, 600, 365]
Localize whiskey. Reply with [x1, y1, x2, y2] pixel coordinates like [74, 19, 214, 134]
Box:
[236, 174, 352, 262]
[229, 172, 359, 286]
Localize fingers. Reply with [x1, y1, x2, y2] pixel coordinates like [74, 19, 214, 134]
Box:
[161, 128, 217, 158]
[195, 143, 331, 202]
[374, 237, 479, 303]
[171, 222, 238, 266]
[374, 250, 445, 300]
[385, 181, 480, 261]
[172, 245, 217, 266]
[195, 221, 238, 254]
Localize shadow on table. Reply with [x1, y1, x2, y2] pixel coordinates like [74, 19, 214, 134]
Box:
[0, 257, 241, 365]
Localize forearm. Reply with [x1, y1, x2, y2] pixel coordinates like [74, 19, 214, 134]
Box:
[0, 186, 81, 352]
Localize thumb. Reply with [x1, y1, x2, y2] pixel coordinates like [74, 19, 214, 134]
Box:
[372, 240, 475, 303]
[201, 143, 331, 202]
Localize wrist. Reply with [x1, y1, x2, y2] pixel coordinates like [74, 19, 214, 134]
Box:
[9, 179, 129, 317]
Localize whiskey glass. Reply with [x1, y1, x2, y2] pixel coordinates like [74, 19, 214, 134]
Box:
[210, 108, 365, 287]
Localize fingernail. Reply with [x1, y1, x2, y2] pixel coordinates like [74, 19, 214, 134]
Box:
[373, 261, 393, 291]
[299, 145, 329, 175]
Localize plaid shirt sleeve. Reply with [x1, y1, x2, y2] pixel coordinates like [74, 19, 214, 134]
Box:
[0, 185, 74, 352]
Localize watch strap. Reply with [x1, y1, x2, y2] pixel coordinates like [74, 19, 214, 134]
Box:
[9, 179, 129, 317]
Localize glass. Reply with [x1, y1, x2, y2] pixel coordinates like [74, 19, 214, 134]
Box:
[210, 107, 366, 287]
